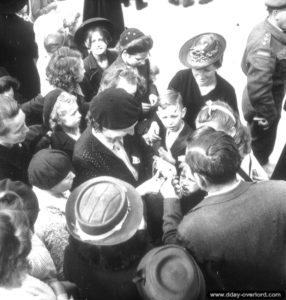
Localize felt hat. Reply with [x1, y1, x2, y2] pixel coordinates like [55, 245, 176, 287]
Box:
[119, 28, 145, 48]
[265, 0, 286, 8]
[66, 176, 143, 246]
[0, 0, 27, 14]
[43, 88, 63, 129]
[74, 17, 113, 46]
[28, 149, 72, 190]
[0, 67, 20, 91]
[134, 245, 206, 300]
[119, 28, 153, 53]
[179, 32, 226, 69]
[90, 88, 141, 130]
[0, 179, 39, 228]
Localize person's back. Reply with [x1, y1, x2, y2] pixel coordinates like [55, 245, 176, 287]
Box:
[162, 127, 286, 290]
[178, 180, 286, 289]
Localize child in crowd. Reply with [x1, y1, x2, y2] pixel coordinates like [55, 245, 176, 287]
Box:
[196, 100, 268, 181]
[149, 89, 193, 166]
[42, 89, 82, 160]
[28, 149, 75, 280]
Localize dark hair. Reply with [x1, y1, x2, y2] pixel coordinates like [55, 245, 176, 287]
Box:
[186, 126, 241, 185]
[0, 95, 20, 136]
[158, 89, 183, 109]
[0, 209, 31, 287]
[195, 100, 251, 158]
[0, 77, 20, 94]
[123, 36, 153, 55]
[85, 26, 112, 48]
[46, 47, 83, 93]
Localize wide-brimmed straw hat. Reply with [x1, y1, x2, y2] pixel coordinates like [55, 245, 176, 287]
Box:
[179, 32, 226, 69]
[0, 0, 27, 14]
[134, 245, 206, 300]
[74, 17, 113, 46]
[66, 176, 143, 246]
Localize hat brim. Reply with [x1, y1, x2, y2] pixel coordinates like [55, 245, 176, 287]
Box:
[74, 17, 113, 47]
[66, 176, 143, 246]
[179, 32, 226, 68]
[0, 0, 27, 13]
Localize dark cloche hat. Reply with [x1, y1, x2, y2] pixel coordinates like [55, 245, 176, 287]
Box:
[74, 17, 113, 46]
[179, 32, 226, 69]
[0, 0, 27, 14]
[66, 176, 143, 246]
[134, 245, 206, 300]
[90, 88, 141, 130]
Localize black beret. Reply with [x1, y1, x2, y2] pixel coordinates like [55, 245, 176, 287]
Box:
[90, 88, 141, 130]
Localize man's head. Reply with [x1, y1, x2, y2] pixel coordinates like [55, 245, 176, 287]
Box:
[185, 127, 241, 190]
[266, 0, 286, 31]
[0, 95, 28, 147]
[157, 90, 186, 132]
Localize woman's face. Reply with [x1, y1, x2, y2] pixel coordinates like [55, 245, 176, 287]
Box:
[90, 30, 108, 57]
[124, 51, 149, 67]
[58, 102, 81, 130]
[191, 64, 217, 87]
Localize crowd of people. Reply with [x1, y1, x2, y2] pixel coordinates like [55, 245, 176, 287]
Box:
[1, 0, 286, 299]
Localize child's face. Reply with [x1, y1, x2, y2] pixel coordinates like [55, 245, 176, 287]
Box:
[179, 164, 199, 196]
[90, 31, 108, 57]
[58, 102, 81, 130]
[157, 104, 186, 132]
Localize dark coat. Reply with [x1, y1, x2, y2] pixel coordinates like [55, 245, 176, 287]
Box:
[80, 50, 118, 101]
[168, 70, 238, 129]
[50, 129, 76, 161]
[241, 20, 286, 124]
[0, 14, 40, 101]
[72, 127, 153, 189]
[153, 123, 193, 162]
[163, 181, 286, 290]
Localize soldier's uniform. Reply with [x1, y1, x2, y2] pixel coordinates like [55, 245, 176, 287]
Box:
[241, 19, 286, 165]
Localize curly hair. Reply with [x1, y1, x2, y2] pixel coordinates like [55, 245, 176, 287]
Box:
[46, 47, 83, 93]
[49, 91, 79, 131]
[195, 100, 251, 158]
[0, 208, 31, 287]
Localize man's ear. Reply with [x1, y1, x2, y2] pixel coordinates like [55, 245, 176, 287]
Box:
[121, 50, 128, 61]
[193, 172, 208, 190]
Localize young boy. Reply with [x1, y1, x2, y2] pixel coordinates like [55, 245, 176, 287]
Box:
[146, 89, 193, 167]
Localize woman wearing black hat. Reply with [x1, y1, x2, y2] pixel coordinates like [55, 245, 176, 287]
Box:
[72, 87, 153, 189]
[75, 18, 118, 101]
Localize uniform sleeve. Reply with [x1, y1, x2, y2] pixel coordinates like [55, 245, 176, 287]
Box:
[245, 46, 278, 123]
